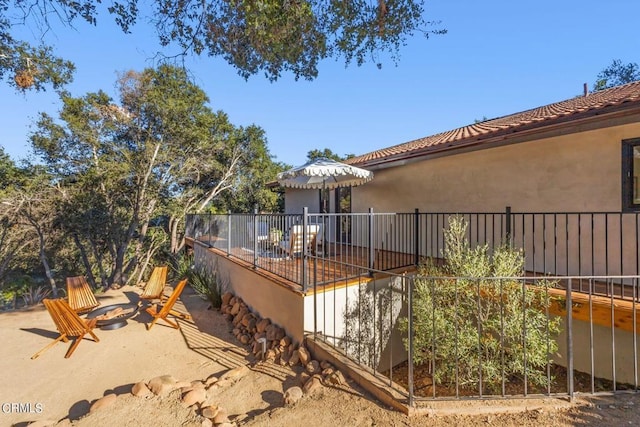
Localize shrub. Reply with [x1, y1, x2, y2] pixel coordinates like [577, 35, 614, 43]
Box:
[402, 216, 560, 391]
[189, 266, 222, 309]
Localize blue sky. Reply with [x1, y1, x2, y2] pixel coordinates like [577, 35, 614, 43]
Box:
[1, 0, 639, 167]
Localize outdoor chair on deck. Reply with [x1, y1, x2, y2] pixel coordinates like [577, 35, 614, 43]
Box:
[140, 266, 168, 302]
[31, 298, 100, 359]
[66, 276, 99, 314]
[145, 279, 191, 330]
[278, 224, 320, 258]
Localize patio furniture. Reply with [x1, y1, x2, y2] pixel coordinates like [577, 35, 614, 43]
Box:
[278, 224, 320, 258]
[31, 298, 100, 359]
[140, 266, 168, 302]
[145, 279, 191, 330]
[66, 276, 99, 314]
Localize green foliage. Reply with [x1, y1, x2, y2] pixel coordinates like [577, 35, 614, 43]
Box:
[1, 0, 445, 85]
[593, 59, 640, 91]
[403, 216, 560, 391]
[306, 148, 355, 162]
[188, 265, 222, 309]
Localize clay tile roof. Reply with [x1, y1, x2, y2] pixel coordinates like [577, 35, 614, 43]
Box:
[347, 81, 640, 167]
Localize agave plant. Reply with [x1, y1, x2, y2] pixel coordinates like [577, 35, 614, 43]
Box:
[21, 285, 52, 306]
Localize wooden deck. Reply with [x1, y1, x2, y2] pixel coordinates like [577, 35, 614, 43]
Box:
[187, 237, 640, 333]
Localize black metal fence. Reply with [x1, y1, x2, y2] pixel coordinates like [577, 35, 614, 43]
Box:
[185, 208, 640, 294]
[309, 262, 640, 405]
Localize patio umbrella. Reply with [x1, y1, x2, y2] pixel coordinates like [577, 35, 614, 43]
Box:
[277, 157, 373, 254]
[276, 157, 373, 197]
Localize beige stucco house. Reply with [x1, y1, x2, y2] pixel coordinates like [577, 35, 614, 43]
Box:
[283, 82, 640, 278]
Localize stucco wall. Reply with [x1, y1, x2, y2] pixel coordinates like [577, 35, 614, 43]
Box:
[555, 316, 639, 386]
[352, 122, 640, 213]
[284, 188, 324, 214]
[303, 275, 408, 371]
[193, 242, 305, 342]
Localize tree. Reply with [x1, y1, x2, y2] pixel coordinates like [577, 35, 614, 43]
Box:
[1, 0, 445, 89]
[593, 59, 640, 92]
[306, 148, 354, 162]
[30, 65, 279, 286]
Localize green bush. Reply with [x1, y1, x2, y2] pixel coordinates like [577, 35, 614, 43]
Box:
[189, 266, 222, 309]
[402, 216, 560, 391]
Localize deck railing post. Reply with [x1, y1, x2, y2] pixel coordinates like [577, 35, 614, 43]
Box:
[566, 278, 574, 400]
[407, 275, 415, 407]
[368, 207, 374, 273]
[253, 207, 258, 268]
[414, 208, 420, 267]
[505, 206, 512, 245]
[302, 207, 308, 291]
[226, 210, 231, 256]
[208, 212, 212, 247]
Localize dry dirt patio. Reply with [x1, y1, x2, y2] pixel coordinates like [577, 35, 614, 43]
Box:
[1, 284, 640, 427]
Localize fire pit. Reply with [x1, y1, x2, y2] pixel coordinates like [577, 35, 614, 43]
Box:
[86, 303, 140, 330]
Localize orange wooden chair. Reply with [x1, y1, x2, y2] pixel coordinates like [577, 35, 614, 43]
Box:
[140, 266, 168, 302]
[66, 276, 99, 313]
[145, 279, 191, 330]
[31, 299, 100, 359]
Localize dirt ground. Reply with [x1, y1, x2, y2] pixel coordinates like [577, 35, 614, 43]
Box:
[2, 285, 640, 427]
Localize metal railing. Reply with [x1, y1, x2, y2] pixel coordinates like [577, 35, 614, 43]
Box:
[309, 260, 640, 405]
[185, 208, 640, 294]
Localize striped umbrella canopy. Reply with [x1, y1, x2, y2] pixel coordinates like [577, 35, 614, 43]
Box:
[276, 157, 373, 190]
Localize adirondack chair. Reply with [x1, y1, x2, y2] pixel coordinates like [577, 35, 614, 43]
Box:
[145, 279, 191, 330]
[31, 298, 100, 359]
[140, 266, 169, 302]
[66, 276, 99, 314]
[278, 224, 320, 258]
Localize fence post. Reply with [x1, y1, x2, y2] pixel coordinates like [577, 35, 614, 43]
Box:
[208, 212, 212, 247]
[505, 206, 512, 245]
[407, 275, 415, 407]
[414, 208, 420, 267]
[302, 207, 308, 291]
[226, 210, 231, 256]
[368, 207, 374, 273]
[566, 278, 574, 400]
[253, 207, 258, 268]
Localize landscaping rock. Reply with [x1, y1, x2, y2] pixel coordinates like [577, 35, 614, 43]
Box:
[204, 375, 218, 388]
[201, 418, 213, 427]
[131, 381, 152, 397]
[280, 336, 292, 347]
[283, 386, 304, 406]
[288, 350, 300, 366]
[256, 318, 270, 333]
[221, 292, 233, 306]
[182, 388, 207, 408]
[298, 347, 310, 365]
[302, 375, 323, 395]
[326, 370, 346, 386]
[240, 334, 250, 344]
[220, 365, 249, 382]
[305, 360, 320, 374]
[213, 378, 232, 389]
[297, 372, 310, 387]
[230, 302, 240, 316]
[89, 393, 117, 412]
[265, 324, 285, 341]
[148, 375, 179, 396]
[213, 408, 230, 424]
[320, 360, 333, 370]
[201, 405, 219, 419]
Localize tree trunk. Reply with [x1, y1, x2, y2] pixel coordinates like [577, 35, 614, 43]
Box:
[72, 233, 97, 288]
[36, 228, 58, 298]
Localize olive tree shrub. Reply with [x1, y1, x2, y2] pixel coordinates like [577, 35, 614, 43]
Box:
[402, 216, 561, 392]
